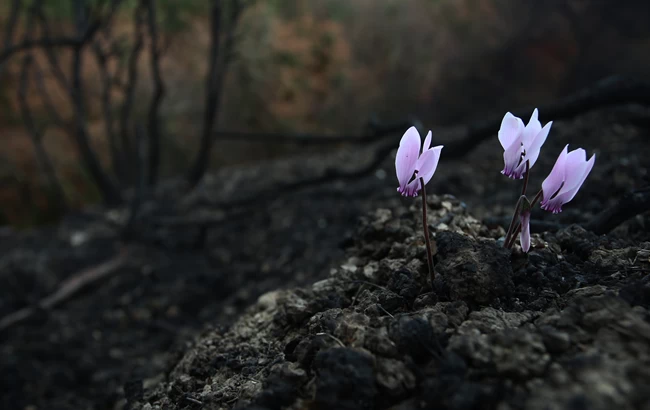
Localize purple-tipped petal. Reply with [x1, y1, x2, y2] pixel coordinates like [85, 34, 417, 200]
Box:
[541, 145, 569, 204]
[416, 145, 443, 187]
[403, 179, 419, 197]
[499, 114, 525, 178]
[498, 113, 524, 150]
[502, 141, 524, 178]
[423, 131, 432, 153]
[520, 211, 531, 252]
[396, 127, 421, 191]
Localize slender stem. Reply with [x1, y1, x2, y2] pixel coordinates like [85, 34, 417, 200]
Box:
[530, 189, 543, 208]
[521, 160, 530, 196]
[419, 177, 435, 289]
[504, 195, 524, 247]
[506, 222, 522, 249]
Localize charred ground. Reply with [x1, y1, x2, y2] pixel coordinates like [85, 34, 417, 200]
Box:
[1, 103, 649, 409]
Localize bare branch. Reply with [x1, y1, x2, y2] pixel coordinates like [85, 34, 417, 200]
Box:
[16, 10, 68, 211]
[144, 0, 166, 186]
[122, 124, 148, 240]
[1, 0, 21, 50]
[119, 2, 147, 179]
[187, 0, 244, 188]
[68, 0, 122, 205]
[92, 40, 128, 182]
[0, 0, 120, 66]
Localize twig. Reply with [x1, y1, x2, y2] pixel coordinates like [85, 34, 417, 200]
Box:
[315, 333, 346, 347]
[0, 248, 130, 332]
[183, 395, 203, 405]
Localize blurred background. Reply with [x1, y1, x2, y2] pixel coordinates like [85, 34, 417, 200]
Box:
[1, 0, 649, 227]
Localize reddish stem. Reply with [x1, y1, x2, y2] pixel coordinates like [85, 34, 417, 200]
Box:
[506, 222, 522, 249]
[504, 195, 524, 247]
[420, 177, 435, 288]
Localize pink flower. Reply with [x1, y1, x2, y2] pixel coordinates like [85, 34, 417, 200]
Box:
[519, 210, 531, 252]
[541, 145, 595, 214]
[395, 126, 443, 197]
[499, 109, 553, 179]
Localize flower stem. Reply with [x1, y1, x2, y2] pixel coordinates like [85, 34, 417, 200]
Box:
[504, 195, 524, 247]
[521, 160, 530, 196]
[530, 189, 543, 208]
[419, 177, 435, 289]
[505, 222, 522, 249]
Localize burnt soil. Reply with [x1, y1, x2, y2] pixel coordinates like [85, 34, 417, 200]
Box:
[1, 104, 650, 409]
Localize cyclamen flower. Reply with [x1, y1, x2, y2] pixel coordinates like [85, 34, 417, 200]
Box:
[541, 145, 595, 214]
[499, 109, 553, 179]
[395, 126, 443, 197]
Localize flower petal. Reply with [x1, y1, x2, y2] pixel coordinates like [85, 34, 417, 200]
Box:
[520, 211, 531, 252]
[416, 145, 443, 186]
[498, 112, 524, 150]
[403, 179, 420, 197]
[556, 148, 587, 196]
[554, 152, 595, 206]
[502, 140, 524, 178]
[395, 127, 421, 192]
[423, 131, 432, 153]
[541, 144, 569, 203]
[523, 121, 552, 169]
[522, 108, 542, 147]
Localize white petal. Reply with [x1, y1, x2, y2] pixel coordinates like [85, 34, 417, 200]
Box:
[498, 113, 524, 150]
[416, 145, 443, 186]
[541, 145, 569, 202]
[423, 131, 432, 153]
[522, 121, 552, 169]
[395, 127, 421, 190]
[555, 153, 595, 205]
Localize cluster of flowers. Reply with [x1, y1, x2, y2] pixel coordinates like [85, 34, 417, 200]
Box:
[395, 108, 595, 254]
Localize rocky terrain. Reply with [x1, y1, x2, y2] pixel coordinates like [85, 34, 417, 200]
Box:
[1, 102, 649, 409]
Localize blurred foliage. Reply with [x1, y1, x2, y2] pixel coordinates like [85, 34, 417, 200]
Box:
[4, 0, 212, 32]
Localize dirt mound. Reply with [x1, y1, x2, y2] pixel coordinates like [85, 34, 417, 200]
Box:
[141, 195, 650, 410]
